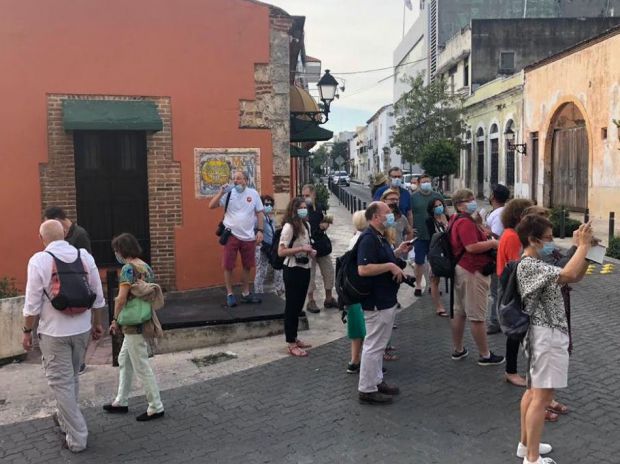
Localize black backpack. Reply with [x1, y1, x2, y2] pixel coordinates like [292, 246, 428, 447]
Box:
[269, 222, 310, 270]
[335, 238, 372, 307]
[428, 214, 468, 278]
[498, 259, 530, 337]
[44, 250, 97, 315]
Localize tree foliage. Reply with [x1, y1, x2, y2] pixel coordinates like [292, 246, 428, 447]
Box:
[418, 139, 459, 179]
[330, 142, 349, 170]
[392, 74, 464, 166]
[310, 144, 329, 174]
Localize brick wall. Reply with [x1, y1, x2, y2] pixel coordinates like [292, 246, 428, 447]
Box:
[41, 94, 181, 290]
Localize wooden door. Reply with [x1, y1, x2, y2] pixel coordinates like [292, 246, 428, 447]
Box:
[551, 126, 588, 211]
[490, 139, 499, 187]
[465, 144, 472, 189]
[74, 131, 150, 266]
[476, 140, 484, 198]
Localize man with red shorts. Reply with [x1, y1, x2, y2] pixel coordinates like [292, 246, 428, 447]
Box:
[209, 171, 264, 307]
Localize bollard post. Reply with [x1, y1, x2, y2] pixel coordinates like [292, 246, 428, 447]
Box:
[610, 212, 615, 240]
[362, 201, 367, 210]
[106, 269, 122, 367]
[559, 206, 566, 239]
[584, 208, 589, 224]
[357, 198, 362, 211]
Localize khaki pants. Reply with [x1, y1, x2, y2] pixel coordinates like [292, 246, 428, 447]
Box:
[39, 331, 90, 452]
[358, 306, 397, 393]
[308, 255, 335, 295]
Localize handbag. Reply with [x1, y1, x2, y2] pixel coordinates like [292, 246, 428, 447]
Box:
[312, 231, 332, 257]
[215, 191, 232, 237]
[117, 297, 152, 326]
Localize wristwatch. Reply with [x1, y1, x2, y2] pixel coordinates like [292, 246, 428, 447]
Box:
[22, 327, 33, 334]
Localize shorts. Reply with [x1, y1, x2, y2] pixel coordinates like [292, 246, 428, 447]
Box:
[527, 325, 570, 389]
[346, 303, 366, 340]
[413, 239, 430, 265]
[222, 235, 256, 271]
[453, 265, 490, 321]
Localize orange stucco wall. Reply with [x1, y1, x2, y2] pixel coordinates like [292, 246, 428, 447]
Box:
[0, 0, 275, 290]
[523, 31, 620, 219]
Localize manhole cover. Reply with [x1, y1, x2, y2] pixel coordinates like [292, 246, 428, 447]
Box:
[191, 352, 238, 367]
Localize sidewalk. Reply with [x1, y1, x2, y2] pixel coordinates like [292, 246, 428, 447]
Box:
[0, 193, 419, 426]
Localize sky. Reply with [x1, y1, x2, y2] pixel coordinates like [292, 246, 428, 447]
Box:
[265, 0, 420, 135]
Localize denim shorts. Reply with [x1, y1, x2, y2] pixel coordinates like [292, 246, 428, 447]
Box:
[413, 239, 430, 265]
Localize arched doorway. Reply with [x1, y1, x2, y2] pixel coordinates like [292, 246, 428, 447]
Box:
[476, 127, 485, 198]
[504, 120, 516, 193]
[489, 123, 499, 187]
[547, 102, 589, 211]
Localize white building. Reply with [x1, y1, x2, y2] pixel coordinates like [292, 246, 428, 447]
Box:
[349, 126, 369, 183]
[366, 105, 401, 177]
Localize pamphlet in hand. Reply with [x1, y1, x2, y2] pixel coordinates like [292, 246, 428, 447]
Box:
[586, 244, 607, 264]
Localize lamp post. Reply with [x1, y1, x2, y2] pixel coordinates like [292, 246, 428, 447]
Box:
[291, 70, 339, 125]
[505, 128, 527, 155]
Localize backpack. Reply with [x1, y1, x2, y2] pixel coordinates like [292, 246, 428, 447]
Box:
[335, 237, 372, 307]
[44, 250, 97, 315]
[269, 222, 310, 270]
[428, 214, 468, 278]
[498, 259, 530, 337]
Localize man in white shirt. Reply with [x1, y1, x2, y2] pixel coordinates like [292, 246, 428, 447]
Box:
[484, 184, 510, 334]
[22, 220, 106, 452]
[209, 171, 264, 307]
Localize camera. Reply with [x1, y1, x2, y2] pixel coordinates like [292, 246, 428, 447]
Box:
[218, 228, 232, 245]
[295, 256, 310, 265]
[402, 275, 416, 288]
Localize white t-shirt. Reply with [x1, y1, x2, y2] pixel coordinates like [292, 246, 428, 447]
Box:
[23, 240, 106, 337]
[486, 206, 505, 237]
[280, 222, 312, 269]
[220, 187, 264, 241]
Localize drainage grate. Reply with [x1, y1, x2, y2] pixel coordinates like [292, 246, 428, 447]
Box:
[191, 352, 238, 367]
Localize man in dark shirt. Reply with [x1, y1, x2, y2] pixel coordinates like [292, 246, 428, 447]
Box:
[356, 202, 412, 405]
[372, 167, 413, 227]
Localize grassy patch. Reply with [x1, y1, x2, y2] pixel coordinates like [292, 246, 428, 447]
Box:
[191, 352, 238, 367]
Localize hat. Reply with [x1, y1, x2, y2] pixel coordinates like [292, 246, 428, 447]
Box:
[373, 172, 388, 186]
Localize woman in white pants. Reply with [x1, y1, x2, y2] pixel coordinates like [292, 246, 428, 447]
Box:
[104, 233, 165, 422]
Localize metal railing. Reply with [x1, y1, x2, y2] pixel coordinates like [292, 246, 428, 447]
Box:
[328, 179, 367, 214]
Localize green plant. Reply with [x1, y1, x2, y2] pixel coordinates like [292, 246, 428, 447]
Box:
[314, 183, 330, 211]
[549, 207, 581, 237]
[606, 236, 620, 259]
[0, 277, 19, 299]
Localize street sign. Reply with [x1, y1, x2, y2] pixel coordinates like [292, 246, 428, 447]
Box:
[334, 156, 345, 167]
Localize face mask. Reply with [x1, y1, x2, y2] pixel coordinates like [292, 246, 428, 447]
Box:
[420, 182, 432, 192]
[410, 183, 418, 191]
[434, 205, 444, 216]
[234, 184, 245, 194]
[297, 208, 308, 219]
[383, 213, 396, 228]
[304, 197, 313, 206]
[391, 178, 402, 188]
[264, 205, 273, 214]
[466, 200, 478, 214]
[539, 241, 555, 257]
[115, 252, 125, 265]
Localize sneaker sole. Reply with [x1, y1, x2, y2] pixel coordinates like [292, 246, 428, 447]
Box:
[478, 358, 506, 366]
[451, 352, 469, 361]
[358, 398, 393, 405]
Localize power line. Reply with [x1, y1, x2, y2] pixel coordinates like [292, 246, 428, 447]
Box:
[291, 56, 427, 77]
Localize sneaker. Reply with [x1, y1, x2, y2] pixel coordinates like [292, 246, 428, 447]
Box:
[451, 347, 469, 360]
[78, 363, 87, 375]
[323, 298, 338, 309]
[306, 300, 321, 314]
[522, 457, 557, 464]
[516, 442, 553, 458]
[376, 381, 400, 395]
[226, 294, 237, 307]
[414, 289, 423, 297]
[346, 362, 360, 374]
[486, 326, 501, 335]
[103, 404, 129, 414]
[478, 351, 505, 366]
[240, 292, 261, 304]
[358, 391, 393, 405]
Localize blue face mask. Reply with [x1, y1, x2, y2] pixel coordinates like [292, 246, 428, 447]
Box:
[434, 205, 444, 216]
[297, 208, 308, 219]
[539, 241, 555, 257]
[466, 200, 478, 214]
[234, 184, 245, 194]
[420, 182, 432, 192]
[115, 252, 125, 265]
[391, 178, 402, 188]
[384, 213, 396, 228]
[264, 205, 273, 214]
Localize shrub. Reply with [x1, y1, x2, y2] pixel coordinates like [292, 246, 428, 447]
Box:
[314, 183, 330, 211]
[607, 236, 620, 259]
[549, 207, 581, 237]
[0, 277, 19, 299]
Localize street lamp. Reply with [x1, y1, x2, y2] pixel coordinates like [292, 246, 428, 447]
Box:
[505, 128, 527, 155]
[290, 70, 339, 125]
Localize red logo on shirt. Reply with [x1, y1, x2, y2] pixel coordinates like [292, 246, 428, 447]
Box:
[246, 197, 252, 203]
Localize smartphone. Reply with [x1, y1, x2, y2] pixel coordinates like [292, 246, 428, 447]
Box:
[406, 238, 417, 245]
[222, 184, 233, 193]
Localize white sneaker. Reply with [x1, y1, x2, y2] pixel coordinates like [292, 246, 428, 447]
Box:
[517, 441, 553, 458]
[521, 454, 556, 464]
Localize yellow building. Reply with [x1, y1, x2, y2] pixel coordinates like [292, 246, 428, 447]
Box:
[523, 26, 620, 221]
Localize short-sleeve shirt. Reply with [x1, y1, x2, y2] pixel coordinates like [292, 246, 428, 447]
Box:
[119, 261, 155, 286]
[356, 226, 399, 310]
[220, 187, 264, 242]
[497, 228, 522, 276]
[373, 186, 412, 218]
[411, 191, 444, 240]
[449, 215, 493, 274]
[279, 222, 312, 269]
[485, 206, 505, 237]
[517, 256, 567, 333]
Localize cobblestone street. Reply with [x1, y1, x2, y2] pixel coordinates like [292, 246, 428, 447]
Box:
[1, 268, 618, 463]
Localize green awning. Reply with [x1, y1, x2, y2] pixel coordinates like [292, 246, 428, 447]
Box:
[290, 145, 312, 158]
[290, 117, 333, 142]
[62, 100, 163, 131]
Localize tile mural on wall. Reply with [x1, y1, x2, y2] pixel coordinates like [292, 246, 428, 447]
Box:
[194, 148, 261, 198]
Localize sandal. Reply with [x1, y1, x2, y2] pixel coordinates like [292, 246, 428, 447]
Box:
[548, 400, 569, 415]
[383, 351, 399, 361]
[295, 339, 312, 349]
[288, 345, 308, 357]
[323, 298, 338, 309]
[544, 410, 559, 422]
[386, 344, 397, 352]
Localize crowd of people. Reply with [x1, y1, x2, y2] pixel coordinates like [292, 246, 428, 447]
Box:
[20, 168, 593, 463]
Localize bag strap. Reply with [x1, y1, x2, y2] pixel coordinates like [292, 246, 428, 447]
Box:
[223, 191, 232, 213]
